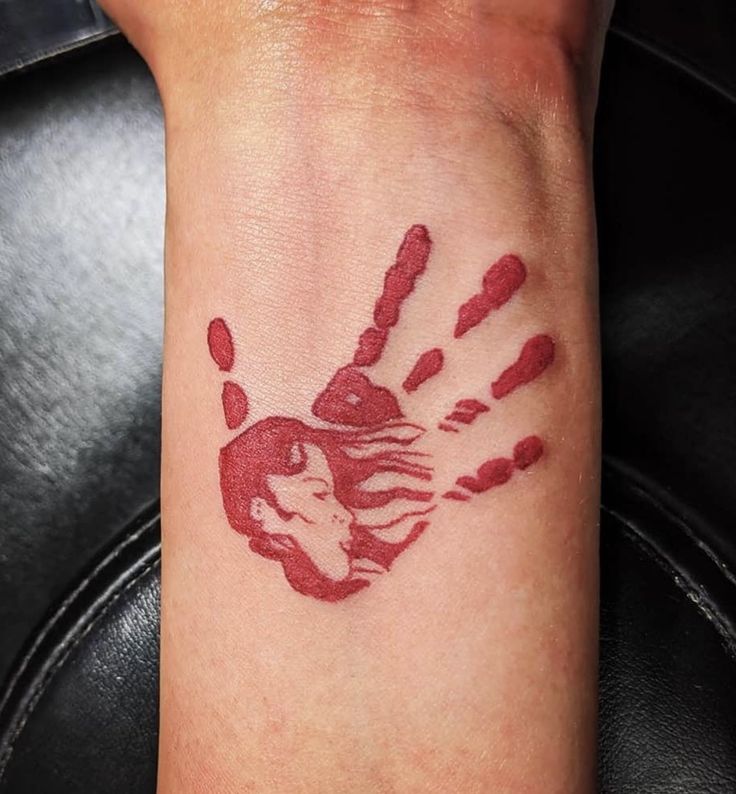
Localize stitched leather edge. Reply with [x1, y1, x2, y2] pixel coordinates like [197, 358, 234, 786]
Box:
[0, 504, 161, 779]
[609, 25, 736, 108]
[602, 459, 736, 657]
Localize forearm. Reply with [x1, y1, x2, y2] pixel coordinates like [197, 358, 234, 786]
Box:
[154, 11, 602, 793]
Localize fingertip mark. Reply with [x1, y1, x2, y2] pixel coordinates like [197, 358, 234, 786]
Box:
[513, 436, 544, 469]
[222, 381, 249, 429]
[443, 490, 470, 501]
[454, 254, 526, 338]
[455, 399, 490, 413]
[456, 458, 514, 493]
[353, 327, 388, 367]
[403, 348, 444, 393]
[440, 398, 489, 431]
[207, 318, 234, 372]
[351, 225, 432, 368]
[446, 410, 476, 424]
[452, 434, 544, 498]
[483, 254, 526, 298]
[491, 334, 555, 400]
[374, 224, 432, 329]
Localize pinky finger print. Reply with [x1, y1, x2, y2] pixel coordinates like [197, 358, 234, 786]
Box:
[206, 225, 556, 602]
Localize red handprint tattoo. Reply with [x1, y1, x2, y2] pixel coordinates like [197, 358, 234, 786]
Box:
[207, 225, 555, 602]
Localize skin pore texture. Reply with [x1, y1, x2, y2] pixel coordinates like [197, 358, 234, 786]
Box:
[96, 0, 613, 791]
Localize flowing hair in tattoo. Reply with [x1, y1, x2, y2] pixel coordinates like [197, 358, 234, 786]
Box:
[219, 417, 434, 601]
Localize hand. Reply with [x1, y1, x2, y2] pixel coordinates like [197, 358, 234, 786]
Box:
[207, 225, 555, 601]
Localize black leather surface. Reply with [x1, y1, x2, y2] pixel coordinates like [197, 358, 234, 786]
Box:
[0, 42, 164, 689]
[599, 467, 736, 793]
[611, 0, 736, 97]
[0, 0, 113, 76]
[597, 35, 736, 579]
[0, 512, 160, 793]
[1, 5, 735, 793]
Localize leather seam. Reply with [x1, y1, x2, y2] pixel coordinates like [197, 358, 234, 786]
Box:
[609, 25, 736, 108]
[0, 554, 160, 779]
[0, 505, 160, 718]
[604, 460, 736, 590]
[602, 504, 736, 660]
[0, 31, 118, 80]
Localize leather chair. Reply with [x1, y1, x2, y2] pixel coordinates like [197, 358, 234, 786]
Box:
[1, 1, 735, 791]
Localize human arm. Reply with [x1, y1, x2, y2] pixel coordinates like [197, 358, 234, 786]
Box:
[98, 1, 612, 790]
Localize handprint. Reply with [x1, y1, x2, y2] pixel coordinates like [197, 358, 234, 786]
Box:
[207, 225, 555, 602]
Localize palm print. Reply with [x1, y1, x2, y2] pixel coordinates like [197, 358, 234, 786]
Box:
[207, 225, 555, 601]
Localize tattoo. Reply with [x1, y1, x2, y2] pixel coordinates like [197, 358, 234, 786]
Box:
[206, 225, 555, 602]
[402, 348, 444, 394]
[454, 254, 526, 338]
[440, 398, 490, 431]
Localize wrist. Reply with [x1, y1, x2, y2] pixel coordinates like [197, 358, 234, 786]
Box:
[158, 30, 597, 275]
[153, 8, 600, 142]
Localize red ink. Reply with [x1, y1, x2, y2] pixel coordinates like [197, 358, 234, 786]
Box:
[446, 411, 471, 424]
[222, 381, 249, 429]
[207, 318, 235, 372]
[349, 520, 431, 570]
[207, 227, 554, 601]
[353, 327, 388, 367]
[219, 417, 433, 601]
[492, 334, 555, 399]
[313, 365, 402, 427]
[374, 225, 431, 328]
[442, 490, 470, 501]
[440, 398, 489, 430]
[455, 255, 526, 338]
[352, 225, 431, 366]
[513, 435, 544, 469]
[438, 422, 459, 433]
[403, 348, 444, 393]
[457, 458, 514, 493]
[456, 398, 489, 413]
[454, 437, 545, 496]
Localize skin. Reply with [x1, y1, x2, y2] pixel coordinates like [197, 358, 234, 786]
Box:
[97, 1, 614, 791]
